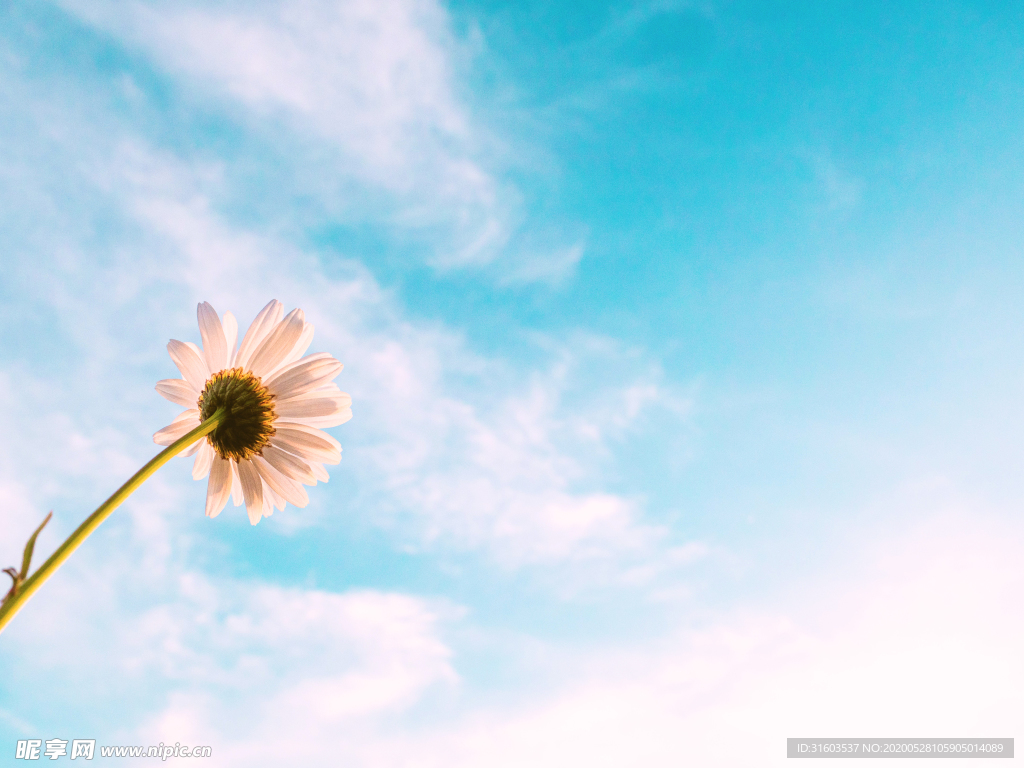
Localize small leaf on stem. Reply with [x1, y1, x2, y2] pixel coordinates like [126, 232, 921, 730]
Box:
[20, 511, 52, 581]
[2, 512, 52, 606]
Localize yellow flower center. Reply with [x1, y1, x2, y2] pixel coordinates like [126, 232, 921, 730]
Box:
[198, 368, 276, 461]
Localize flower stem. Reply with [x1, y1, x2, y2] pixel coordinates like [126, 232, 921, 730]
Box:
[0, 407, 227, 636]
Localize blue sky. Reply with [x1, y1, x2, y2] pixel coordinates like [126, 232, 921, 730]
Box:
[2, 1, 1023, 764]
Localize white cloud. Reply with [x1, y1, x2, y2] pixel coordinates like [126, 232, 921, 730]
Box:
[98, 506, 1022, 768]
[132, 581, 459, 710]
[106, 143, 686, 570]
[0, 121, 689, 768]
[354, 319, 690, 568]
[4, 19, 1023, 762]
[498, 241, 586, 287]
[57, 0, 515, 268]
[1, 114, 685, 573]
[0, 361, 458, 753]
[0, 34, 699, 762]
[5, 537, 459, 764]
[805, 149, 863, 213]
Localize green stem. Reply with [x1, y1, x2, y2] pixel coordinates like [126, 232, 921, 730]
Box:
[0, 407, 227, 636]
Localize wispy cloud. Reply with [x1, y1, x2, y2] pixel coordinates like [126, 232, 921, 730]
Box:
[497, 241, 586, 287]
[57, 0, 518, 269]
[99, 506, 1023, 768]
[105, 142, 685, 567]
[0, 116, 695, 759]
[0, 40, 688, 573]
[809, 151, 863, 213]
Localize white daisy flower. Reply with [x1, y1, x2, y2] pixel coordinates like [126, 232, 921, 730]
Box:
[153, 300, 352, 525]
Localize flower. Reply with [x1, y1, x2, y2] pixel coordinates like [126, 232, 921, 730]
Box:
[153, 301, 352, 525]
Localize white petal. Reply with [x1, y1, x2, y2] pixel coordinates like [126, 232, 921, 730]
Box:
[168, 339, 211, 391]
[264, 351, 333, 383]
[276, 383, 350, 405]
[236, 300, 283, 370]
[327, 407, 353, 427]
[261, 475, 284, 513]
[229, 460, 243, 506]
[255, 473, 280, 512]
[275, 393, 351, 419]
[275, 401, 350, 422]
[247, 308, 305, 378]
[279, 410, 353, 429]
[198, 302, 229, 373]
[252, 454, 310, 508]
[273, 430, 341, 465]
[261, 483, 278, 516]
[271, 421, 341, 450]
[311, 462, 329, 482]
[155, 379, 199, 407]
[153, 413, 201, 445]
[275, 384, 352, 427]
[237, 459, 264, 525]
[283, 322, 315, 367]
[276, 397, 352, 421]
[206, 456, 232, 518]
[262, 444, 316, 484]
[172, 408, 201, 422]
[192, 440, 214, 480]
[264, 323, 317, 380]
[223, 311, 239, 367]
[266, 356, 343, 400]
[181, 440, 204, 457]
